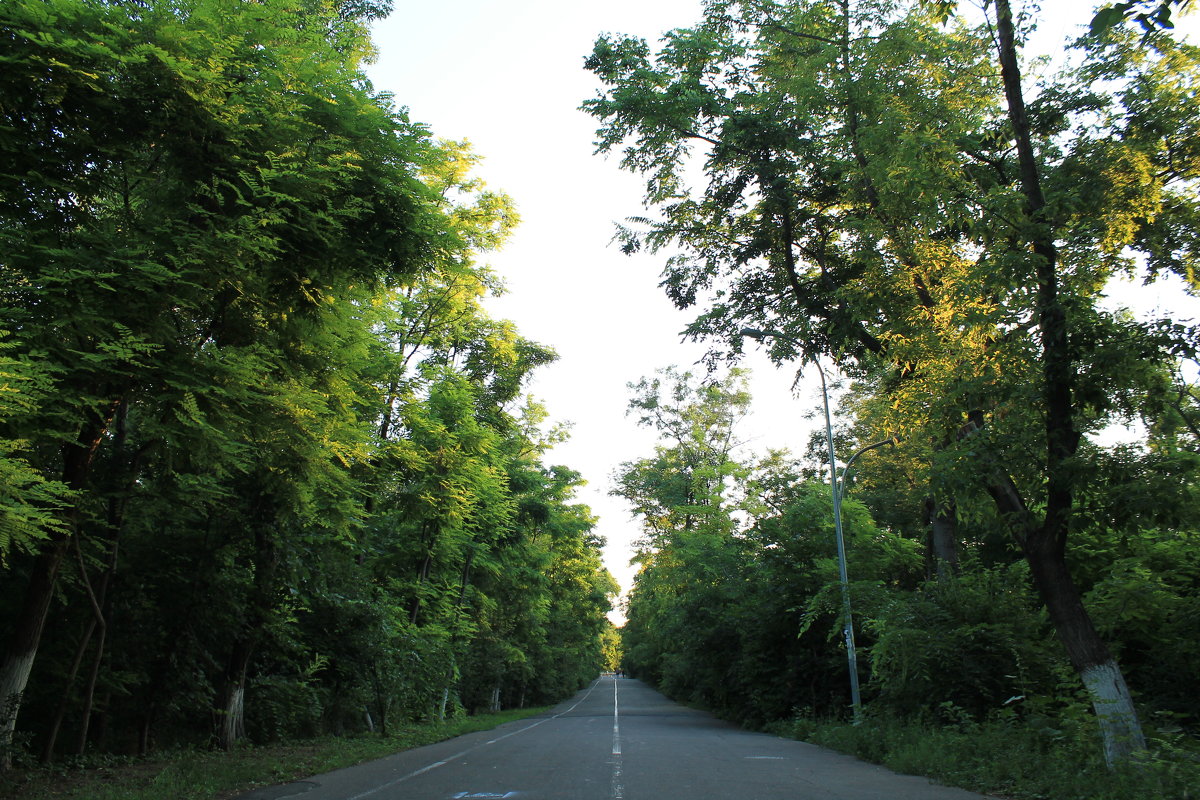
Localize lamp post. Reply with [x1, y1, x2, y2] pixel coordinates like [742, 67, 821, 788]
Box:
[839, 437, 900, 507]
[741, 327, 895, 722]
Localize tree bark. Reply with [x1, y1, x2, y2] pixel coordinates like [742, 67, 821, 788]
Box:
[41, 535, 120, 761]
[0, 408, 115, 769]
[924, 498, 959, 581]
[0, 538, 69, 766]
[1024, 529, 1145, 764]
[975, 415, 1148, 763]
[217, 639, 252, 751]
[215, 516, 278, 751]
[989, 0, 1145, 765]
[41, 615, 94, 762]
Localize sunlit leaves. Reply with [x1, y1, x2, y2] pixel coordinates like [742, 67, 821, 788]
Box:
[0, 0, 612, 756]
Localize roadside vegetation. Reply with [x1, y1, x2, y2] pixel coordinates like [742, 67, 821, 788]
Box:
[591, 0, 1200, 793]
[0, 706, 547, 800]
[4, 0, 1200, 797]
[0, 0, 613, 776]
[772, 714, 1200, 799]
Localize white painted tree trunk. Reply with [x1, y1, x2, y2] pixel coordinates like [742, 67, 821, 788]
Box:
[1082, 660, 1147, 767]
[0, 651, 36, 767]
[218, 686, 245, 751]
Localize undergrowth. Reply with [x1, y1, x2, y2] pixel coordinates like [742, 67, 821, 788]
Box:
[767, 711, 1200, 800]
[0, 706, 549, 800]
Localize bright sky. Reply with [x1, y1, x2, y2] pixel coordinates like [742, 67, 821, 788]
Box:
[366, 2, 1200, 622]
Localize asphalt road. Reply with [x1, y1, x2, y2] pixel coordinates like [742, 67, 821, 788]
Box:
[237, 676, 995, 800]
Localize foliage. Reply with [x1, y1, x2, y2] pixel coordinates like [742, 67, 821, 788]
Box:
[586, 0, 1200, 766]
[0, 0, 614, 768]
[0, 336, 70, 563]
[0, 706, 549, 800]
[773, 712, 1200, 800]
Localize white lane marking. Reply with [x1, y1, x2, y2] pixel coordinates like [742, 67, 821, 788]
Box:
[745, 756, 786, 759]
[487, 678, 601, 745]
[612, 677, 621, 756]
[345, 679, 604, 800]
[610, 676, 624, 800]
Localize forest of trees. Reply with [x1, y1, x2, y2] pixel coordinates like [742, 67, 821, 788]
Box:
[4, 0, 1200, 791]
[590, 0, 1200, 774]
[0, 0, 615, 766]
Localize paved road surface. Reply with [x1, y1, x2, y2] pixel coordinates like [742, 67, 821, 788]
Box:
[237, 676, 994, 800]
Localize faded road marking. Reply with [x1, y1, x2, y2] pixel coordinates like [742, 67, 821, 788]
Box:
[611, 676, 624, 800]
[345, 680, 604, 800]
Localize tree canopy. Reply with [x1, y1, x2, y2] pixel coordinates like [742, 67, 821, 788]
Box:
[586, 0, 1200, 769]
[0, 0, 614, 764]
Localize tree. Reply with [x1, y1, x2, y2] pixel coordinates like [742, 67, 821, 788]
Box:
[584, 0, 1200, 763]
[0, 0, 445, 759]
[614, 367, 752, 546]
[615, 367, 753, 703]
[1, 0, 619, 764]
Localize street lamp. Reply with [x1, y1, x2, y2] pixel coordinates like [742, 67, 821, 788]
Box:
[741, 327, 895, 722]
[839, 437, 900, 507]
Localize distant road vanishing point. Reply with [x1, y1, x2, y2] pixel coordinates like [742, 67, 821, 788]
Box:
[236, 676, 996, 800]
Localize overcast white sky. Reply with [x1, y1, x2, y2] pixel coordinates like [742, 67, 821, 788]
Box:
[366, 2, 1200, 621]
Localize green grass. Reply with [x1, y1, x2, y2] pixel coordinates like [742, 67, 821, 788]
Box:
[0, 707, 549, 800]
[767, 714, 1200, 800]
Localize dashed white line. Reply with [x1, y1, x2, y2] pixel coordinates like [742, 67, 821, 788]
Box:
[612, 677, 621, 755]
[611, 676, 624, 800]
[345, 678, 604, 800]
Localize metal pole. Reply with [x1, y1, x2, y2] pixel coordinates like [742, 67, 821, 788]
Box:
[811, 358, 862, 722]
[740, 327, 863, 722]
[839, 437, 899, 507]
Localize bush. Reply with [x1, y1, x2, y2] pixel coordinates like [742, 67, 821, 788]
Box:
[785, 713, 1200, 800]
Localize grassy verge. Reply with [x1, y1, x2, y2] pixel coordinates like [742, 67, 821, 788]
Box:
[0, 706, 549, 800]
[766, 714, 1200, 800]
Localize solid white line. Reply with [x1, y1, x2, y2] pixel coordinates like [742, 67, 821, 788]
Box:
[346, 678, 604, 800]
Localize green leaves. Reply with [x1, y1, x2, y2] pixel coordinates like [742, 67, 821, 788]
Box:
[0, 0, 612, 759]
[1090, 1, 1189, 36]
[615, 367, 753, 548]
[594, 0, 1200, 755]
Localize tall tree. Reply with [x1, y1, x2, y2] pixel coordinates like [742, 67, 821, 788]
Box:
[583, 0, 1200, 762]
[614, 367, 753, 546]
[0, 0, 440, 759]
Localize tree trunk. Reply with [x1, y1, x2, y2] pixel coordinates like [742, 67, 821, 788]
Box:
[75, 622, 107, 755]
[76, 402, 138, 754]
[138, 703, 156, 757]
[980, 446, 1147, 764]
[369, 663, 389, 737]
[0, 408, 116, 768]
[989, 0, 1145, 765]
[214, 516, 278, 750]
[0, 539, 68, 768]
[41, 615, 94, 762]
[924, 497, 959, 581]
[1024, 530, 1146, 764]
[217, 640, 252, 751]
[73, 533, 116, 755]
